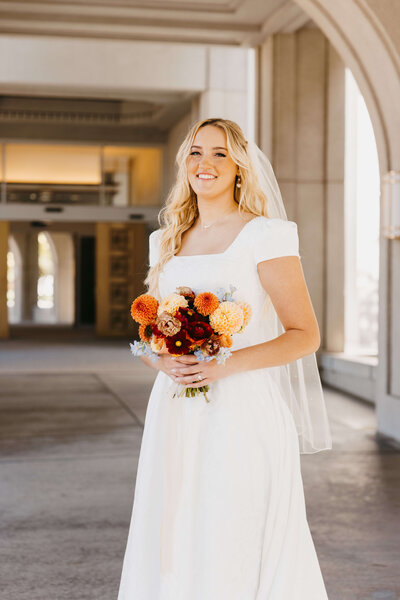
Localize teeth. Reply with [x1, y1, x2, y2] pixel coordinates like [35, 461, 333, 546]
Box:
[197, 174, 216, 180]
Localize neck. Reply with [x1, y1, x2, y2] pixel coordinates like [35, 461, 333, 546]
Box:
[196, 192, 238, 226]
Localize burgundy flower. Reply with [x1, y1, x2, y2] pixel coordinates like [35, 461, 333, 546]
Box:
[178, 306, 198, 322]
[175, 309, 189, 329]
[165, 330, 192, 355]
[187, 321, 213, 342]
[152, 323, 166, 338]
[179, 306, 208, 323]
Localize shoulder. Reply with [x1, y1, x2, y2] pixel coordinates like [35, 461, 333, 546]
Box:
[149, 228, 162, 241]
[148, 228, 163, 266]
[251, 217, 300, 264]
[255, 216, 298, 231]
[149, 228, 164, 249]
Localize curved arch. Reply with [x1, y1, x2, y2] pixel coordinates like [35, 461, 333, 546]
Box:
[294, 0, 400, 443]
[295, 0, 400, 173]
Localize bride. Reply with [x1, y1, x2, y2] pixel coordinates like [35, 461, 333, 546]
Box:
[117, 117, 332, 599]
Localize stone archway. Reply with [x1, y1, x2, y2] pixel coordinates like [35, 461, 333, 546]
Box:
[295, 0, 400, 170]
[293, 0, 400, 443]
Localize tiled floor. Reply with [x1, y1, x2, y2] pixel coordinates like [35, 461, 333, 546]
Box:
[0, 336, 399, 600]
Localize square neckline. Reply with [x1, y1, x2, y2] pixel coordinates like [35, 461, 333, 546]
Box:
[172, 215, 266, 259]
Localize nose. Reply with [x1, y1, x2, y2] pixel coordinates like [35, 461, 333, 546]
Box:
[198, 153, 213, 169]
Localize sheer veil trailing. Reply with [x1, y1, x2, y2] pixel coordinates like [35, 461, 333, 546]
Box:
[247, 141, 332, 453]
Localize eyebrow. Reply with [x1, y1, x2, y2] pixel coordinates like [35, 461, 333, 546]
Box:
[190, 145, 227, 151]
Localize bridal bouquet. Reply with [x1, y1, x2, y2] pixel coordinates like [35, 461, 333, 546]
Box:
[129, 284, 252, 402]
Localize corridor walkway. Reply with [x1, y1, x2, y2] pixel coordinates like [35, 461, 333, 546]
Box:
[0, 332, 399, 600]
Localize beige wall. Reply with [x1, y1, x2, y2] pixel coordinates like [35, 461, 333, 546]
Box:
[0, 36, 207, 96]
[130, 148, 163, 206]
[164, 112, 196, 201]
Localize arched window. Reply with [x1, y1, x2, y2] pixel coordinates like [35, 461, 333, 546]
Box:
[7, 249, 15, 309]
[37, 232, 55, 309]
[7, 236, 23, 324]
[344, 68, 380, 356]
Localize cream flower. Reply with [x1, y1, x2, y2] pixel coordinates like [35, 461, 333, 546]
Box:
[156, 311, 182, 336]
[157, 293, 188, 316]
[150, 335, 167, 353]
[209, 301, 244, 335]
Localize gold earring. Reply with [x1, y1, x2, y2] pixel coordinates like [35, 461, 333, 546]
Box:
[236, 175, 241, 188]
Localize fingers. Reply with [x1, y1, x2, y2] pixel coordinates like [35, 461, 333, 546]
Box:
[170, 366, 203, 382]
[172, 365, 200, 376]
[177, 373, 201, 384]
[183, 378, 210, 389]
[172, 370, 212, 386]
[172, 355, 199, 365]
[166, 355, 209, 384]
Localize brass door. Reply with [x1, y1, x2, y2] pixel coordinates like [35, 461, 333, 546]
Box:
[95, 222, 148, 337]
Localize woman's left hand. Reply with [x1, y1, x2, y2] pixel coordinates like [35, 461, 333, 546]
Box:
[170, 353, 233, 388]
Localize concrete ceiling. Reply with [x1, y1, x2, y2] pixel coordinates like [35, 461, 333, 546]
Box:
[0, 0, 310, 46]
[0, 0, 312, 141]
[0, 92, 194, 143]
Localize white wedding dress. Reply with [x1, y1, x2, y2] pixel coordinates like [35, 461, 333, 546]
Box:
[117, 216, 329, 600]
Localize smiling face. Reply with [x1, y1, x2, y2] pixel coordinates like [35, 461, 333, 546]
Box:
[187, 125, 239, 200]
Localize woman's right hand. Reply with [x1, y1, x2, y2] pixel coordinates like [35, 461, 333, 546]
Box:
[157, 353, 200, 383]
[157, 353, 181, 380]
[140, 352, 200, 383]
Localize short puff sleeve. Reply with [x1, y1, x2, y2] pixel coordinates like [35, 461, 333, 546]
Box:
[149, 229, 162, 267]
[253, 218, 300, 265]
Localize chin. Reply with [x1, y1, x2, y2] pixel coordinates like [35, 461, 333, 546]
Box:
[195, 189, 221, 200]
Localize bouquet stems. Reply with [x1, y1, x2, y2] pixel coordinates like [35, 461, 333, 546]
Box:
[173, 384, 210, 403]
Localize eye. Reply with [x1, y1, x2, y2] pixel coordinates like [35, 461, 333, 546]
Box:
[189, 151, 200, 156]
[215, 153, 226, 157]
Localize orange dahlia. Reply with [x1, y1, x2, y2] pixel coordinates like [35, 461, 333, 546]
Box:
[209, 301, 244, 335]
[193, 292, 219, 316]
[139, 323, 153, 342]
[130, 294, 158, 325]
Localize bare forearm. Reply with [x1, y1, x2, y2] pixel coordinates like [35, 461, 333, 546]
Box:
[226, 329, 319, 376]
[139, 355, 160, 370]
[138, 330, 319, 376]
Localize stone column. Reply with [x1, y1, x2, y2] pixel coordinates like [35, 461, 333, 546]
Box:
[23, 231, 39, 323]
[259, 28, 345, 353]
[197, 47, 250, 136]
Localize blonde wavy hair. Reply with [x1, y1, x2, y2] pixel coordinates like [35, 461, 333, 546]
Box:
[144, 117, 271, 300]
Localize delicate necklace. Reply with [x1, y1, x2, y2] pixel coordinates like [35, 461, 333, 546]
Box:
[200, 208, 238, 229]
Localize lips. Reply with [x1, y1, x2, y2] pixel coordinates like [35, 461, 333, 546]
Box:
[197, 172, 217, 180]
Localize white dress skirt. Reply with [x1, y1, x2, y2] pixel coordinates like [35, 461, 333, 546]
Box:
[117, 216, 330, 599]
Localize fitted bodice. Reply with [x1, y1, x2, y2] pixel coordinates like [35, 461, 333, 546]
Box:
[149, 216, 301, 352]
